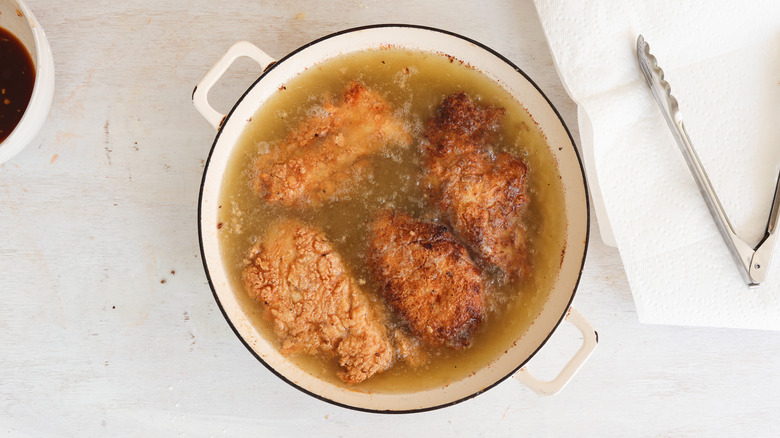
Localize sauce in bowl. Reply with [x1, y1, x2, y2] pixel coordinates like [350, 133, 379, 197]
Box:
[0, 27, 35, 142]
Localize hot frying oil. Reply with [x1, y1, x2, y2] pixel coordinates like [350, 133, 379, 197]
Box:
[217, 48, 567, 393]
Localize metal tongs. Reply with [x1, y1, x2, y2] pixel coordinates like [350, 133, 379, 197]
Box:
[636, 35, 780, 287]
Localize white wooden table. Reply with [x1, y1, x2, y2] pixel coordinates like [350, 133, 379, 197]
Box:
[2, 1, 779, 436]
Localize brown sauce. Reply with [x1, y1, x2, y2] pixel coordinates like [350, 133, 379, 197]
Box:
[0, 27, 35, 142]
[217, 48, 567, 393]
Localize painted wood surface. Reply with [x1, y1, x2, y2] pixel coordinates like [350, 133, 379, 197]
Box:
[1, 0, 779, 436]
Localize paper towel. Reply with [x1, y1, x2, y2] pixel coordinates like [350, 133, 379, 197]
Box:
[533, 0, 780, 329]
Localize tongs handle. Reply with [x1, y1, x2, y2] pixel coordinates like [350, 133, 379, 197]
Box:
[750, 169, 780, 283]
[664, 112, 757, 285]
[637, 35, 777, 286]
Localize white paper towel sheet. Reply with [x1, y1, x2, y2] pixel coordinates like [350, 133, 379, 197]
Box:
[533, 0, 780, 329]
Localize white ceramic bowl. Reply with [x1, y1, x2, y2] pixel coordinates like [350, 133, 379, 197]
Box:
[0, 0, 54, 164]
[193, 25, 596, 412]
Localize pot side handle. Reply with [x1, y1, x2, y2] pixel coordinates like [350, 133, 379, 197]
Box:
[192, 41, 276, 130]
[513, 307, 598, 396]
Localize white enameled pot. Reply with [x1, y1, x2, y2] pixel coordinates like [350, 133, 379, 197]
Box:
[193, 25, 596, 413]
[0, 0, 55, 164]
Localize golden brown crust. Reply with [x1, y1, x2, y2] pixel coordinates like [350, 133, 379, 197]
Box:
[367, 210, 485, 349]
[393, 329, 429, 368]
[423, 92, 531, 278]
[251, 82, 412, 207]
[242, 219, 393, 384]
[424, 92, 505, 152]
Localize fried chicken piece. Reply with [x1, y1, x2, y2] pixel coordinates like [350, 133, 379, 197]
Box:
[423, 92, 531, 278]
[393, 329, 429, 368]
[367, 210, 485, 349]
[242, 219, 393, 384]
[251, 82, 412, 207]
[424, 92, 505, 150]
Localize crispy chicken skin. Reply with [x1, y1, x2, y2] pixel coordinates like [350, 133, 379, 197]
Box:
[367, 210, 485, 349]
[251, 82, 412, 207]
[242, 219, 393, 384]
[423, 93, 531, 278]
[423, 92, 505, 150]
[392, 329, 428, 367]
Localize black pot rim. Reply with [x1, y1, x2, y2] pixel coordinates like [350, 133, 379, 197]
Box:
[196, 23, 591, 414]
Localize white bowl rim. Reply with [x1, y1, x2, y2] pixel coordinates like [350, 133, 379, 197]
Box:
[0, 0, 55, 164]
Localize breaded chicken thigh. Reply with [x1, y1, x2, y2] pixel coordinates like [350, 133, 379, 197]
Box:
[367, 210, 485, 349]
[251, 82, 412, 207]
[242, 219, 393, 384]
[423, 93, 531, 279]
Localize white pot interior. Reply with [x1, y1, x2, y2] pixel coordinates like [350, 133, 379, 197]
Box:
[198, 26, 589, 412]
